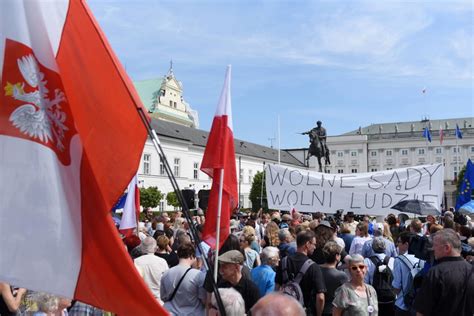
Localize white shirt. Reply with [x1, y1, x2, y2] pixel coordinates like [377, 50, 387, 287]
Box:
[349, 236, 372, 255]
[134, 253, 169, 303]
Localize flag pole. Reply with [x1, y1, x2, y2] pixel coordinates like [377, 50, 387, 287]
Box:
[278, 115, 281, 165]
[214, 168, 225, 282]
[456, 136, 460, 178]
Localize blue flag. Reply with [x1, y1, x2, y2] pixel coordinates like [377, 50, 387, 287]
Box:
[455, 159, 474, 210]
[455, 124, 463, 139]
[112, 192, 128, 211]
[423, 127, 432, 142]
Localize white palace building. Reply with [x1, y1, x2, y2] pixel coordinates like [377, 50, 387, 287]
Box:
[134, 68, 474, 212]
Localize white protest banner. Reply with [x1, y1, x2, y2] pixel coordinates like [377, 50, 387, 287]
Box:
[265, 164, 444, 215]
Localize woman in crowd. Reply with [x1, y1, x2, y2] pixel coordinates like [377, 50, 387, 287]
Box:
[261, 221, 280, 248]
[240, 233, 261, 269]
[349, 222, 372, 255]
[320, 241, 348, 316]
[242, 225, 261, 253]
[333, 254, 378, 316]
[339, 223, 355, 254]
[155, 235, 179, 268]
[382, 222, 394, 242]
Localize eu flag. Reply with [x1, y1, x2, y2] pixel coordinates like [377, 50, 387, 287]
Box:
[423, 127, 432, 142]
[455, 159, 474, 210]
[455, 124, 463, 139]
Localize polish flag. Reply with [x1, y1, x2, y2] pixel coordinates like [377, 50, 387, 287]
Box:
[119, 174, 141, 237]
[439, 125, 444, 145]
[0, 1, 166, 315]
[200, 66, 238, 249]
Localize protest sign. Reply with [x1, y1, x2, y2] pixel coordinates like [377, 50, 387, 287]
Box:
[265, 164, 444, 215]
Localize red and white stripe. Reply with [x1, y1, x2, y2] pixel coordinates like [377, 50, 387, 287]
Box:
[119, 174, 141, 236]
[0, 1, 166, 315]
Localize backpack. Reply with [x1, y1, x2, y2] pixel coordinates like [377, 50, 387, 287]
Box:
[369, 255, 396, 303]
[397, 255, 423, 309]
[280, 257, 313, 306]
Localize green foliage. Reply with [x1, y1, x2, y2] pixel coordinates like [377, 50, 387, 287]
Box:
[456, 165, 466, 195]
[139, 186, 163, 209]
[166, 191, 181, 209]
[249, 171, 267, 211]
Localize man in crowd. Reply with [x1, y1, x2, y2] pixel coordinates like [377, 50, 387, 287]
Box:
[361, 223, 397, 258]
[251, 293, 306, 316]
[275, 230, 326, 316]
[344, 211, 358, 235]
[409, 219, 423, 237]
[392, 231, 423, 316]
[278, 228, 297, 259]
[414, 229, 474, 316]
[217, 250, 261, 313]
[134, 236, 169, 303]
[251, 246, 279, 296]
[160, 243, 206, 315]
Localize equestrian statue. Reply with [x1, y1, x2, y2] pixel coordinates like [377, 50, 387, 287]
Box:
[301, 121, 331, 172]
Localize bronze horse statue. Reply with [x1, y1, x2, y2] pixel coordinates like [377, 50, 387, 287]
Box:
[305, 130, 330, 172]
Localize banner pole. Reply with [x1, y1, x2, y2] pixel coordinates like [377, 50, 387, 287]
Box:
[214, 168, 225, 283]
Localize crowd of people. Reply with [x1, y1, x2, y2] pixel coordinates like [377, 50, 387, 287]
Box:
[1, 209, 473, 315]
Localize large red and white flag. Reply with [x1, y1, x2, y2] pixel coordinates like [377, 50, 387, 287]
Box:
[119, 174, 141, 237]
[200, 66, 238, 249]
[0, 1, 167, 315]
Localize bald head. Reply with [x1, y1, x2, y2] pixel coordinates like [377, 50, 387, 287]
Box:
[251, 293, 305, 316]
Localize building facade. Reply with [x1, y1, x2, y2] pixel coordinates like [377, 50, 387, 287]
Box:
[291, 118, 474, 207]
[133, 63, 199, 128]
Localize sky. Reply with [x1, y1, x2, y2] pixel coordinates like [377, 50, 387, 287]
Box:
[88, 0, 473, 149]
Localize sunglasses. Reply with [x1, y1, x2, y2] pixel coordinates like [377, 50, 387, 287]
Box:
[351, 265, 366, 271]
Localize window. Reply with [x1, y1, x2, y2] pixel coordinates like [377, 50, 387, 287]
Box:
[248, 170, 253, 184]
[337, 152, 343, 157]
[471, 147, 474, 153]
[418, 149, 425, 155]
[174, 101, 177, 108]
[453, 147, 460, 153]
[401, 149, 408, 156]
[159, 201, 164, 212]
[143, 154, 151, 175]
[173, 158, 180, 177]
[435, 148, 442, 154]
[386, 150, 392, 156]
[454, 166, 458, 179]
[240, 169, 244, 183]
[159, 157, 165, 175]
[193, 162, 199, 180]
[371, 151, 377, 157]
[351, 169, 358, 173]
[371, 168, 378, 172]
[386, 167, 393, 170]
[337, 169, 344, 174]
[169, 100, 173, 107]
[351, 151, 357, 157]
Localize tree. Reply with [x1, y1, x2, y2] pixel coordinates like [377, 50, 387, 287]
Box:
[166, 191, 181, 209]
[139, 186, 163, 209]
[249, 171, 267, 211]
[456, 165, 466, 194]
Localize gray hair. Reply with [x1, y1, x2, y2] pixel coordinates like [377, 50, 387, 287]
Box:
[211, 288, 246, 316]
[32, 292, 59, 313]
[372, 237, 386, 253]
[141, 236, 157, 254]
[261, 246, 279, 265]
[347, 254, 365, 266]
[434, 228, 462, 251]
[278, 229, 291, 242]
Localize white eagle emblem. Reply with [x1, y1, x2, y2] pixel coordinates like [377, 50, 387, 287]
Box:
[6, 54, 68, 151]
